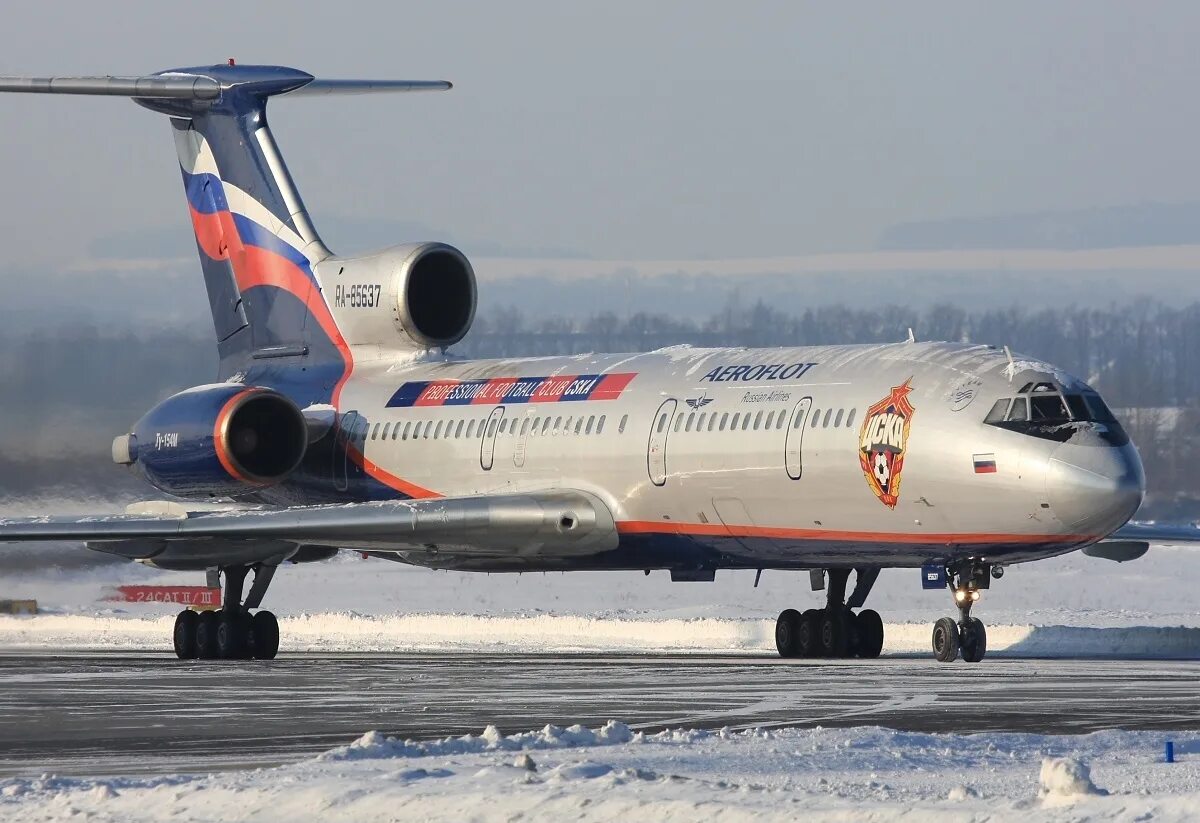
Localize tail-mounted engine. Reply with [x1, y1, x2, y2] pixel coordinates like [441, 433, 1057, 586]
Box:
[319, 241, 477, 350]
[113, 385, 308, 498]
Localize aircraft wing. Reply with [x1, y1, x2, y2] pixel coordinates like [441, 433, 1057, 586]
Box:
[0, 491, 617, 569]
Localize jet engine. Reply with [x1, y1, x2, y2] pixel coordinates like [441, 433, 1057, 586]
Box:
[113, 385, 308, 498]
[320, 242, 477, 350]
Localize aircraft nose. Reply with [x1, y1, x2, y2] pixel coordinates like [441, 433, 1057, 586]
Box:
[1045, 442, 1144, 535]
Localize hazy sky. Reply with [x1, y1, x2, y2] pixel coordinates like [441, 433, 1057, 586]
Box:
[2, 1, 1199, 265]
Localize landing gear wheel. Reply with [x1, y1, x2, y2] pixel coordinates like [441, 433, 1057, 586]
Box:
[775, 609, 802, 658]
[252, 610, 280, 660]
[856, 609, 884, 659]
[820, 608, 850, 658]
[960, 617, 987, 663]
[195, 610, 219, 660]
[173, 610, 198, 659]
[797, 609, 821, 657]
[932, 616, 960, 663]
[216, 610, 246, 660]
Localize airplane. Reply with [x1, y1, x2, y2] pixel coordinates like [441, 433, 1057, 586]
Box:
[0, 63, 1178, 664]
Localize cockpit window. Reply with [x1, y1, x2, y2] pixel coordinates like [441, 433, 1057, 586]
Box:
[984, 384, 1126, 445]
[984, 399, 1009, 424]
[1030, 394, 1069, 423]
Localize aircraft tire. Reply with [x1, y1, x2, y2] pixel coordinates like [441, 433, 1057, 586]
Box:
[173, 610, 198, 659]
[252, 611, 280, 660]
[216, 610, 245, 660]
[775, 609, 802, 658]
[856, 609, 884, 658]
[932, 617, 960, 663]
[797, 609, 821, 657]
[820, 608, 850, 658]
[195, 610, 220, 659]
[960, 618, 987, 663]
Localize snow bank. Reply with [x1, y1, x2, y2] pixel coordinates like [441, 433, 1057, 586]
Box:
[2, 723, 1199, 822]
[3, 612, 1200, 657]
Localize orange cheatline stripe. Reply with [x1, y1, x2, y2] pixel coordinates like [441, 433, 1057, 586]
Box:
[614, 520, 1095, 545]
[346, 445, 441, 500]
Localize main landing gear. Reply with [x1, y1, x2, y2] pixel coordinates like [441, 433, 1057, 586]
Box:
[776, 568, 885, 659]
[173, 564, 280, 660]
[931, 560, 993, 663]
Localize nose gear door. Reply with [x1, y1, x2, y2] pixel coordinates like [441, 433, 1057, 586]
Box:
[647, 399, 677, 486]
[784, 396, 812, 480]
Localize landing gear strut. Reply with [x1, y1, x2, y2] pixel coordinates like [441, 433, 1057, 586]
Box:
[776, 568, 884, 659]
[173, 564, 280, 661]
[931, 560, 990, 663]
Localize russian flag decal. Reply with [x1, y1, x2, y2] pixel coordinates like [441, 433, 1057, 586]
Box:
[973, 453, 997, 474]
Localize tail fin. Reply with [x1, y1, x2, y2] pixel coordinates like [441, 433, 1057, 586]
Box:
[0, 66, 450, 377]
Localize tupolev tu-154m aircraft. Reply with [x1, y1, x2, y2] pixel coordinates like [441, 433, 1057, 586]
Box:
[0, 64, 1189, 663]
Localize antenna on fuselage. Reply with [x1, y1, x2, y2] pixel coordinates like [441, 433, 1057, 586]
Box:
[905, 328, 916, 343]
[1003, 345, 1015, 383]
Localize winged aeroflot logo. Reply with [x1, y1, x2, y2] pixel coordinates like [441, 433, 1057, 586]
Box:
[685, 394, 714, 410]
[858, 379, 916, 509]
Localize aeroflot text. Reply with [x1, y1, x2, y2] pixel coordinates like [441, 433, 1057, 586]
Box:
[700, 363, 818, 383]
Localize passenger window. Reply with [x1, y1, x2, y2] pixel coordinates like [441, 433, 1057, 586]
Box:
[574, 418, 583, 434]
[720, 413, 729, 431]
[656, 413, 668, 434]
[619, 414, 628, 433]
[741, 413, 751, 431]
[1008, 397, 1029, 422]
[393, 423, 400, 440]
[753, 411, 763, 430]
[984, 399, 1009, 424]
[585, 415, 595, 435]
[381, 423, 391, 440]
[597, 415, 606, 434]
[708, 413, 718, 432]
[731, 413, 740, 430]
[811, 409, 821, 428]
[542, 417, 552, 435]
[834, 409, 843, 427]
[564, 416, 573, 433]
[521, 418, 530, 436]
[765, 411, 775, 429]
[553, 416, 562, 431]
[697, 412, 706, 430]
[686, 412, 695, 432]
[793, 410, 804, 429]
[487, 419, 498, 438]
[822, 409, 832, 427]
[434, 421, 444, 439]
[371, 423, 380, 441]
[846, 408, 856, 428]
[674, 413, 683, 433]
[401, 422, 411, 440]
[464, 420, 474, 438]
[454, 420, 464, 438]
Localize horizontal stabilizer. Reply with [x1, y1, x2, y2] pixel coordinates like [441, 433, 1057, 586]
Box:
[0, 70, 451, 101]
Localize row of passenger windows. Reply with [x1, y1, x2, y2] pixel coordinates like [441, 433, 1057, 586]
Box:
[662, 406, 858, 434]
[365, 413, 631, 443]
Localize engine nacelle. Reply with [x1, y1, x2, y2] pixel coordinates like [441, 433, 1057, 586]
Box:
[320, 242, 477, 350]
[113, 385, 308, 498]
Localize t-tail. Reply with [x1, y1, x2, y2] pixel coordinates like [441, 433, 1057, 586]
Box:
[0, 66, 474, 390]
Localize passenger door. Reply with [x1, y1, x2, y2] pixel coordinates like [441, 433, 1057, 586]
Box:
[784, 397, 812, 480]
[647, 399, 677, 486]
[480, 406, 505, 471]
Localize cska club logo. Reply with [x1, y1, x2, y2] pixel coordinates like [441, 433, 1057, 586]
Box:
[858, 380, 916, 509]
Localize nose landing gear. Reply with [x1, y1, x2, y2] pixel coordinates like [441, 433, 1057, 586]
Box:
[931, 560, 990, 663]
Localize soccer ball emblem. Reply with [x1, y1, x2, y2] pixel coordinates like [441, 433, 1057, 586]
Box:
[872, 451, 890, 489]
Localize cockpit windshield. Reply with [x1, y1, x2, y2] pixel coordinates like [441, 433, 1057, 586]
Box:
[983, 381, 1125, 445]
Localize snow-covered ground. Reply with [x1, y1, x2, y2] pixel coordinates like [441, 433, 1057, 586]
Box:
[3, 721, 1199, 822]
[2, 540, 1199, 655]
